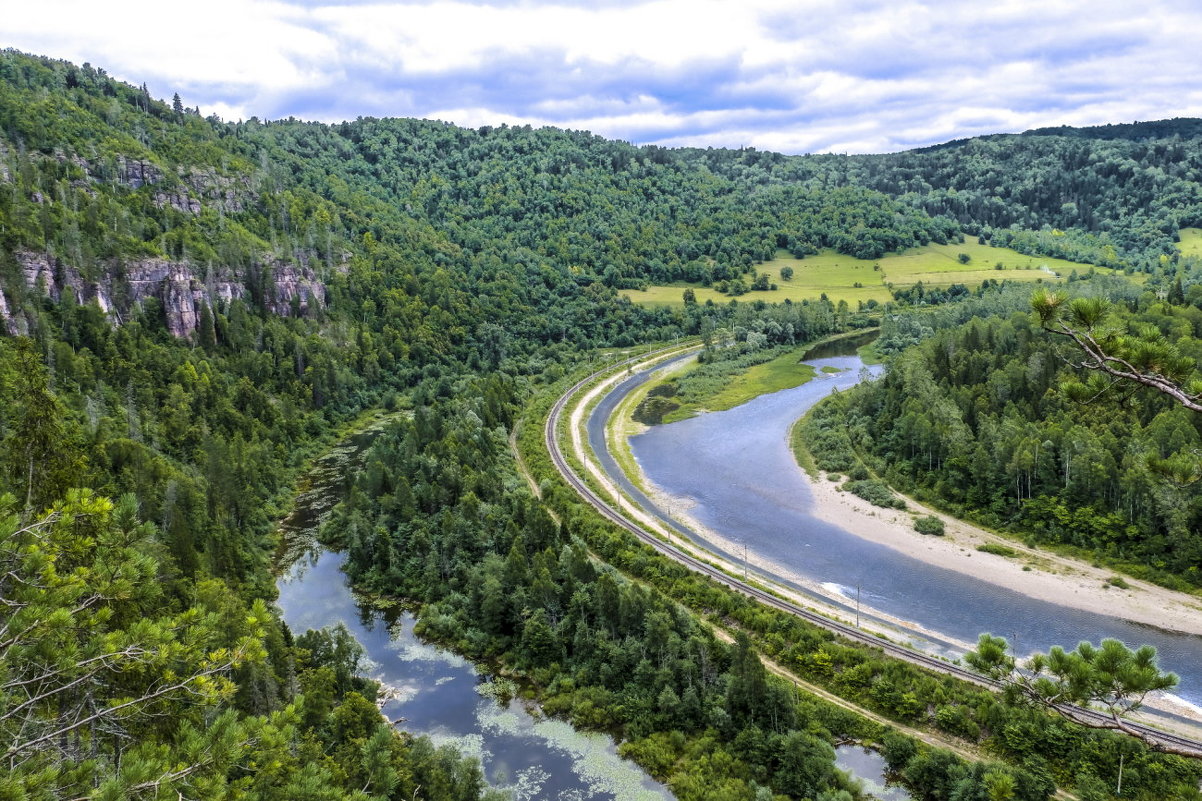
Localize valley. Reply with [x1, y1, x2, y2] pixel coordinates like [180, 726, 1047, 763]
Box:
[5, 45, 1202, 801]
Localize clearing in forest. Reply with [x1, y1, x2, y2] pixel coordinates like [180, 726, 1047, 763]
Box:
[625, 242, 1122, 308]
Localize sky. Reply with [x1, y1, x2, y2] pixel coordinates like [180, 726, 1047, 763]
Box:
[7, 0, 1202, 154]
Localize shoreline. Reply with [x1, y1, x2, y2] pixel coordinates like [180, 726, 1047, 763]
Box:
[803, 469, 1202, 637]
[636, 473, 984, 654]
[574, 347, 1202, 733]
[594, 348, 1202, 640]
[575, 347, 1202, 740]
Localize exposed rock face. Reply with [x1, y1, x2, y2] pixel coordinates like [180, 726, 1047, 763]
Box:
[263, 262, 327, 318]
[4, 145, 303, 338]
[9, 148, 250, 214]
[15, 250, 329, 339]
[153, 171, 250, 215]
[0, 289, 11, 335]
[20, 251, 82, 302]
[153, 189, 202, 215]
[0, 280, 28, 337]
[117, 157, 163, 189]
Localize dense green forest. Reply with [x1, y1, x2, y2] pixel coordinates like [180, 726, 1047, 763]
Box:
[801, 276, 1202, 589]
[0, 48, 910, 800]
[513, 358, 1202, 800]
[4, 45, 1202, 799]
[684, 119, 1202, 269]
[328, 390, 874, 800]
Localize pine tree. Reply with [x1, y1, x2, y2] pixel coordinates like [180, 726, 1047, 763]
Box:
[1, 338, 83, 513]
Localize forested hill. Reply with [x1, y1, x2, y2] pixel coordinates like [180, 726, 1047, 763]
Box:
[803, 285, 1202, 590]
[842, 130, 1202, 267]
[5, 46, 1202, 800]
[0, 47, 950, 342]
[1022, 118, 1202, 142]
[683, 121, 1202, 270]
[0, 48, 926, 800]
[7, 49, 1202, 344]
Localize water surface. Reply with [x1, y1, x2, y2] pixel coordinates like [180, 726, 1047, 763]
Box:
[835, 745, 912, 801]
[275, 420, 672, 800]
[277, 551, 671, 800]
[601, 351, 1202, 707]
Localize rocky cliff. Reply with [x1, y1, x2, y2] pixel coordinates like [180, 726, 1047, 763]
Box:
[0, 142, 328, 337]
[5, 249, 329, 338]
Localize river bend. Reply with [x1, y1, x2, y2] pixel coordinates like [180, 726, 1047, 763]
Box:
[590, 350, 1202, 711]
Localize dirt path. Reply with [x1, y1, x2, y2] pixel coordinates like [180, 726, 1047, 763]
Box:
[703, 622, 981, 761]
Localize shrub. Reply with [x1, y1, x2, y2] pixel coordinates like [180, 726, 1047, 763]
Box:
[632, 395, 680, 425]
[913, 515, 945, 536]
[976, 542, 1017, 557]
[844, 479, 905, 509]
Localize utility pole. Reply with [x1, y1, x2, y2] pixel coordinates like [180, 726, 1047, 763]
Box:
[742, 540, 749, 583]
[1117, 752, 1124, 796]
[856, 583, 861, 628]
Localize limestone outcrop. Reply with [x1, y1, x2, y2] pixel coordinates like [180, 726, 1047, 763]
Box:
[9, 250, 329, 339]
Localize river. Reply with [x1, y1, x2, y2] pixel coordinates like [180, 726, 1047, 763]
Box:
[588, 344, 1202, 712]
[273, 419, 673, 801]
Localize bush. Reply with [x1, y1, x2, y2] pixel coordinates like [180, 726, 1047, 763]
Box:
[844, 479, 905, 509]
[913, 516, 945, 536]
[976, 542, 1016, 557]
[632, 395, 680, 425]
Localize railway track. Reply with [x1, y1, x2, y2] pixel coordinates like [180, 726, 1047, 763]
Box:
[544, 346, 1202, 759]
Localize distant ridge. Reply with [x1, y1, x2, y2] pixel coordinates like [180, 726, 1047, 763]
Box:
[903, 117, 1202, 155]
[1021, 117, 1202, 141]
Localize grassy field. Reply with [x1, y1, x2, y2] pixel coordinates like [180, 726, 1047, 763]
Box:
[624, 242, 1110, 308]
[636, 343, 821, 423]
[1178, 228, 1202, 258]
[676, 347, 817, 418]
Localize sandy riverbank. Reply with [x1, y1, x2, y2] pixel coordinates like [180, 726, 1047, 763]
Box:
[587, 348, 1202, 638]
[570, 348, 1202, 734]
[805, 473, 1202, 637]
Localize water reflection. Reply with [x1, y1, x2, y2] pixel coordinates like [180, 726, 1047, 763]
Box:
[277, 552, 671, 800]
[275, 424, 673, 800]
[835, 745, 912, 801]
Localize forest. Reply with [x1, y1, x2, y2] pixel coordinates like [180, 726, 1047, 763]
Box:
[3, 46, 1202, 799]
[802, 276, 1202, 590]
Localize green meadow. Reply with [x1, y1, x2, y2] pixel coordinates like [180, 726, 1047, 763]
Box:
[624, 242, 1113, 308]
[1178, 227, 1202, 258]
[669, 346, 818, 419]
[630, 343, 822, 424]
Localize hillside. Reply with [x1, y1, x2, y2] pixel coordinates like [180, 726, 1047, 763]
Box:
[4, 47, 1202, 801]
[8, 51, 1202, 342]
[0, 48, 935, 801]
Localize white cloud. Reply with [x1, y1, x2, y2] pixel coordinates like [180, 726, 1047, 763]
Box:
[7, 0, 1202, 152]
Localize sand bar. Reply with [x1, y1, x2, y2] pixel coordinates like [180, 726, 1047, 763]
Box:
[803, 469, 1202, 637]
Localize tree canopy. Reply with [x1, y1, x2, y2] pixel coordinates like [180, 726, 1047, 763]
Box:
[967, 634, 1194, 757]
